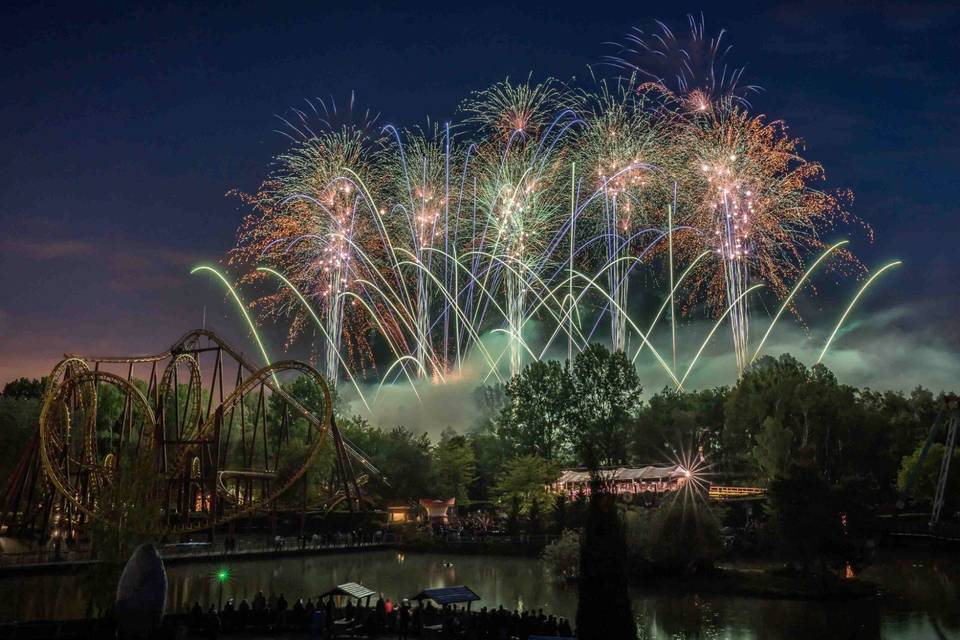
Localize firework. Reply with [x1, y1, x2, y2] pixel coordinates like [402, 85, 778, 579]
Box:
[379, 123, 459, 378]
[606, 14, 760, 111]
[569, 76, 675, 353]
[674, 104, 854, 372]
[463, 78, 574, 375]
[231, 101, 385, 382]
[223, 23, 877, 394]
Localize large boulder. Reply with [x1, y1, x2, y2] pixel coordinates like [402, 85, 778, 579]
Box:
[115, 543, 167, 638]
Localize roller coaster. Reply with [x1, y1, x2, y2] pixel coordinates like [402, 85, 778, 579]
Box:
[0, 330, 384, 544]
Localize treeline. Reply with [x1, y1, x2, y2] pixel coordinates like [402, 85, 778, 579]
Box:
[1, 349, 956, 518]
[333, 349, 956, 517]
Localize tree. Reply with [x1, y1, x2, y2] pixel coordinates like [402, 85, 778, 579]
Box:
[767, 464, 846, 575]
[506, 495, 522, 536]
[340, 418, 434, 502]
[88, 455, 164, 562]
[493, 455, 559, 513]
[551, 493, 568, 534]
[570, 344, 643, 469]
[725, 355, 861, 480]
[752, 416, 793, 482]
[527, 497, 543, 534]
[576, 486, 636, 640]
[467, 421, 512, 502]
[471, 384, 506, 430]
[631, 387, 726, 463]
[497, 360, 574, 461]
[897, 442, 960, 511]
[0, 394, 41, 482]
[433, 428, 476, 504]
[2, 377, 45, 399]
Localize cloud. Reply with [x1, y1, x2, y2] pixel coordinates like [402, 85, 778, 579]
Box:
[4, 238, 97, 259]
[3, 231, 205, 293]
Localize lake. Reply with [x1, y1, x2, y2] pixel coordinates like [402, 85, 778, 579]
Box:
[0, 549, 957, 638]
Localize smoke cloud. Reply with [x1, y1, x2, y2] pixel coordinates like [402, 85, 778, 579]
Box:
[344, 304, 960, 438]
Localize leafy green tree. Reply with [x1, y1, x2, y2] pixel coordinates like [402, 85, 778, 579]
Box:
[752, 416, 793, 482]
[527, 497, 543, 534]
[631, 387, 726, 462]
[506, 495, 522, 536]
[2, 377, 45, 399]
[493, 454, 559, 513]
[467, 420, 512, 502]
[551, 493, 568, 534]
[725, 355, 862, 480]
[767, 464, 847, 575]
[88, 456, 164, 561]
[497, 360, 574, 461]
[0, 394, 41, 482]
[340, 418, 434, 502]
[433, 428, 476, 504]
[569, 344, 643, 469]
[897, 442, 960, 511]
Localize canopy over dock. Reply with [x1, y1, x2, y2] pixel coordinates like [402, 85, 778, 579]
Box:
[410, 585, 481, 607]
[319, 582, 377, 602]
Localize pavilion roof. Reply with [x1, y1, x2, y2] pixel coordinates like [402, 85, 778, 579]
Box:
[411, 585, 480, 605]
[319, 582, 376, 600]
[556, 465, 684, 483]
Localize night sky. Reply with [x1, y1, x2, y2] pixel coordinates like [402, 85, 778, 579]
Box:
[2, 1, 959, 391]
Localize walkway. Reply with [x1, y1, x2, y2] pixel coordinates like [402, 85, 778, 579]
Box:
[0, 536, 399, 575]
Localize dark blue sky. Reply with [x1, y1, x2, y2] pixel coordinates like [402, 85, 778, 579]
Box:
[2, 0, 958, 386]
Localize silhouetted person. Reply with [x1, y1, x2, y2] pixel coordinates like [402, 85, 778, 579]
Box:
[310, 606, 326, 639]
[398, 599, 411, 640]
[205, 605, 220, 640]
[190, 602, 203, 627]
[237, 599, 250, 629]
[293, 598, 305, 627]
[325, 597, 335, 631]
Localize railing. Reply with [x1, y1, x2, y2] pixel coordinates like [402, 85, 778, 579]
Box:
[160, 533, 401, 560]
[0, 533, 403, 569]
[708, 486, 766, 500]
[0, 548, 96, 568]
[877, 517, 960, 541]
[433, 533, 561, 546]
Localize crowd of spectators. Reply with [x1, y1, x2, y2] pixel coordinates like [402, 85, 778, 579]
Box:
[187, 591, 574, 639]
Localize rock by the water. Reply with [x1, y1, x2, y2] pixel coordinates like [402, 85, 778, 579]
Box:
[115, 543, 167, 638]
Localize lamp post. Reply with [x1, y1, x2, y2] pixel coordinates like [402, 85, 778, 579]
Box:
[216, 567, 230, 611]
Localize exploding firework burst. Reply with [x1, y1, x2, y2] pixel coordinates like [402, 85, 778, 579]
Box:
[219, 21, 883, 398]
[568, 76, 677, 353]
[674, 103, 858, 372]
[606, 14, 761, 112]
[231, 102, 385, 382]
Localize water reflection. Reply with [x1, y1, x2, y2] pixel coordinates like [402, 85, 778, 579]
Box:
[0, 550, 957, 639]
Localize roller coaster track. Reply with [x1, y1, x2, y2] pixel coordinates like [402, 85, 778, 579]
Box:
[0, 329, 385, 542]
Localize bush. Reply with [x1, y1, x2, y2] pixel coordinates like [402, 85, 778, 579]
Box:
[621, 501, 723, 573]
[645, 500, 723, 573]
[541, 528, 580, 579]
